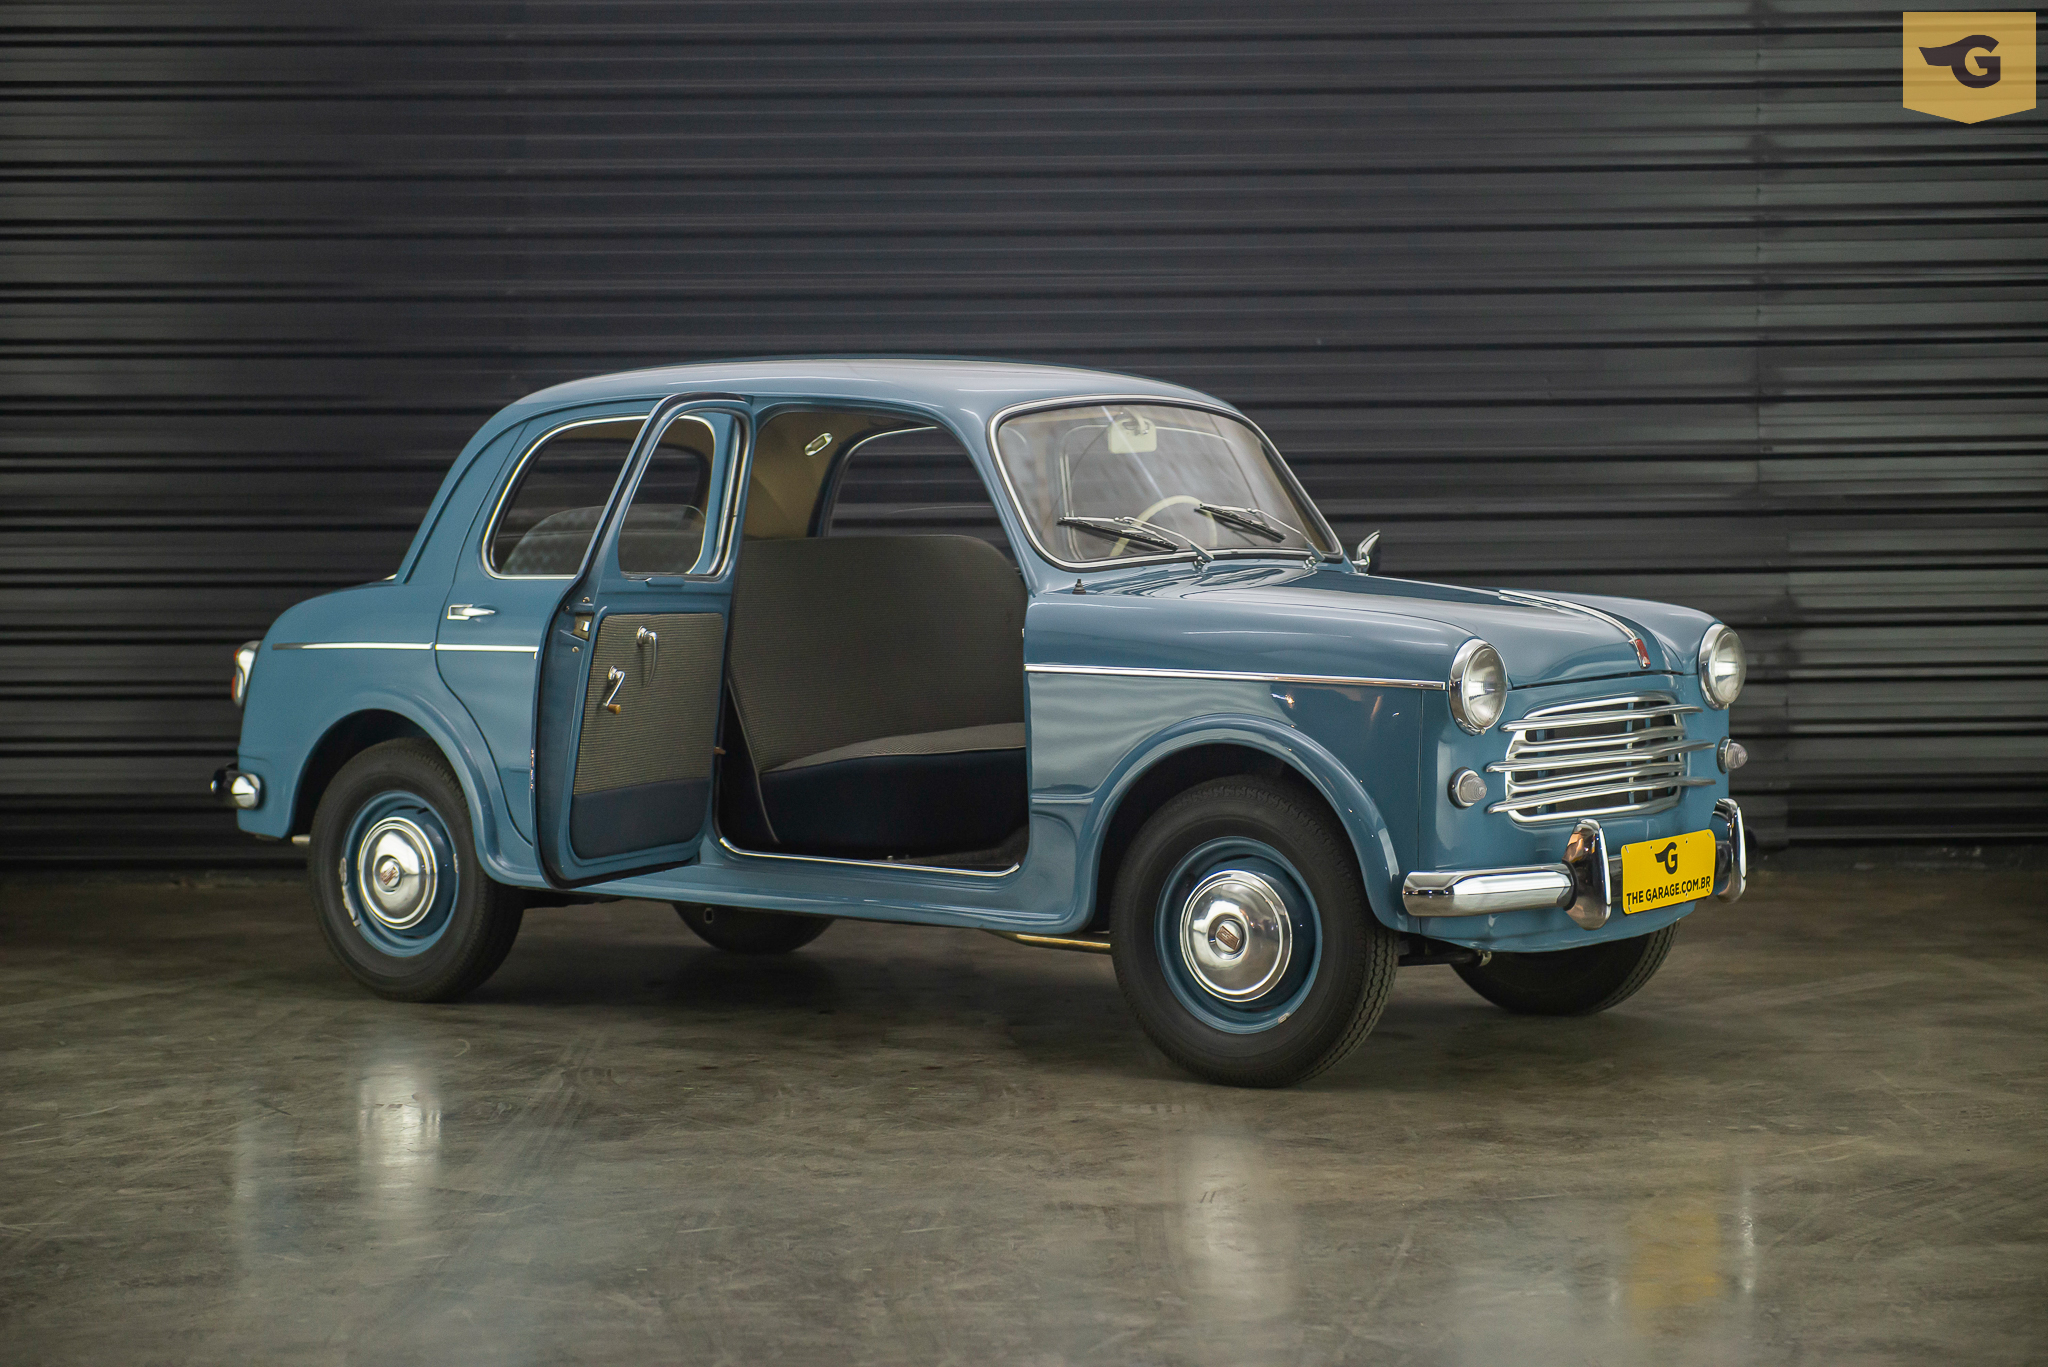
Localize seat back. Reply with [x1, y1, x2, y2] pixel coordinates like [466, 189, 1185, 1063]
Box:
[726, 535, 1025, 774]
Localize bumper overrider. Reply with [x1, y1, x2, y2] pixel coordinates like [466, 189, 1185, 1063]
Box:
[1400, 798, 1745, 930]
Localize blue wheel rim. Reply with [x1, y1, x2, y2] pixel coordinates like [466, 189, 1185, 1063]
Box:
[338, 789, 460, 958]
[1154, 836, 1322, 1035]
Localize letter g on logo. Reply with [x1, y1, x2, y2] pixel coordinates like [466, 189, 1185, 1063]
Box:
[1903, 12, 2037, 122]
[1921, 34, 2003, 86]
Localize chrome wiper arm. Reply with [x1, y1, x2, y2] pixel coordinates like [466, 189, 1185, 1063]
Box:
[1057, 515, 1212, 564]
[1195, 502, 1308, 545]
[1057, 515, 1177, 555]
[1119, 515, 1213, 564]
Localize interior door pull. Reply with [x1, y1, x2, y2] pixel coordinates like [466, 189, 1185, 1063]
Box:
[446, 604, 496, 620]
[636, 626, 658, 679]
[602, 667, 625, 714]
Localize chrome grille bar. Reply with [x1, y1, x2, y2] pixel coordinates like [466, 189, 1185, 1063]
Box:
[1492, 691, 1706, 824]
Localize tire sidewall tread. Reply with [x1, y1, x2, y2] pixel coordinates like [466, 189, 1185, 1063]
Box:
[309, 738, 522, 1002]
[1109, 776, 1397, 1088]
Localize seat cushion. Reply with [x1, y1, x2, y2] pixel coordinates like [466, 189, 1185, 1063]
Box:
[758, 747, 1026, 858]
[769, 722, 1025, 773]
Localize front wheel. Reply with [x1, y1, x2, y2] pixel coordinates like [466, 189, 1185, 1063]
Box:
[1453, 924, 1677, 1016]
[1109, 777, 1399, 1088]
[309, 739, 524, 1002]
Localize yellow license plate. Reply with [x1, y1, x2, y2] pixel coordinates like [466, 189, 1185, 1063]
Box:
[1619, 830, 1717, 914]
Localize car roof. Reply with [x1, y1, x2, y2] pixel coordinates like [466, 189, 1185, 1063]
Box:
[494, 357, 1233, 434]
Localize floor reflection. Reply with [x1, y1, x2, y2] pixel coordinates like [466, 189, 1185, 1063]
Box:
[1173, 1124, 1297, 1354]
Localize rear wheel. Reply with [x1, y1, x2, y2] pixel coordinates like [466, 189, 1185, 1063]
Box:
[1453, 924, 1677, 1016]
[309, 739, 524, 1002]
[675, 903, 832, 955]
[1109, 777, 1398, 1088]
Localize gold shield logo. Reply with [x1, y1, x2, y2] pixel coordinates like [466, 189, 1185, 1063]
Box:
[1904, 12, 2036, 122]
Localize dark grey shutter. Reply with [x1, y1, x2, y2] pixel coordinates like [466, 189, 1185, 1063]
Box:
[6, 5, 2041, 863]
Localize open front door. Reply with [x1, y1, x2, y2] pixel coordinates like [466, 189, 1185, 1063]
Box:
[534, 395, 749, 886]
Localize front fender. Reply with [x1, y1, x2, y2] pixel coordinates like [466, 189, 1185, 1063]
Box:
[1076, 713, 1407, 930]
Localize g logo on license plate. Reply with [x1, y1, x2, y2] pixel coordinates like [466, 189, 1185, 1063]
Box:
[1620, 830, 1716, 914]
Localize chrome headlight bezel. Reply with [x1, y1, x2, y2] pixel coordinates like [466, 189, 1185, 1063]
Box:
[1447, 638, 1507, 735]
[232, 640, 260, 708]
[1697, 623, 1745, 710]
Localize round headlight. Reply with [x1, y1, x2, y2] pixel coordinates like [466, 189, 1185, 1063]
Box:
[1698, 623, 1746, 709]
[1448, 639, 1507, 735]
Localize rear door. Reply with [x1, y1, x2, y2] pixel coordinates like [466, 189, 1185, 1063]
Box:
[533, 395, 750, 886]
[436, 409, 648, 843]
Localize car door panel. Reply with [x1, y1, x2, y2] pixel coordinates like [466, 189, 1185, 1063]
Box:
[533, 395, 748, 886]
[568, 611, 724, 858]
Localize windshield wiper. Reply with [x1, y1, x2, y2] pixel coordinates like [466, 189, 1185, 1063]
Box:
[1057, 515, 1212, 564]
[1195, 502, 1307, 544]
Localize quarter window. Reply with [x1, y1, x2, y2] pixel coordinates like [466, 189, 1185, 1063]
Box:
[488, 418, 641, 576]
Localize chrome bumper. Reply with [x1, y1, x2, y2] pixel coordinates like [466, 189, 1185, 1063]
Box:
[1400, 798, 1747, 927]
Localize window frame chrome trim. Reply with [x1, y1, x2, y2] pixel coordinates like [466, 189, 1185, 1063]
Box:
[608, 407, 751, 582]
[985, 395, 1344, 573]
[271, 641, 433, 650]
[1024, 662, 1445, 690]
[480, 410, 656, 582]
[809, 422, 941, 536]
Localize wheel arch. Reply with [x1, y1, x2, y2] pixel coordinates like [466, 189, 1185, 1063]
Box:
[284, 691, 534, 885]
[1079, 717, 1403, 933]
[290, 709, 434, 837]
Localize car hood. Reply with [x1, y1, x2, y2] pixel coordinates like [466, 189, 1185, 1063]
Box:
[1027, 562, 1717, 689]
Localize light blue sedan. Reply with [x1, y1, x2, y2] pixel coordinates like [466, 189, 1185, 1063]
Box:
[216, 359, 1748, 1087]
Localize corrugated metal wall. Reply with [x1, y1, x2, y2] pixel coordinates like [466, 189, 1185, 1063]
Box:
[5, 2, 2043, 864]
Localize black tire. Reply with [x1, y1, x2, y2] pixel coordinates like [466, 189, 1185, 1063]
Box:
[675, 903, 832, 955]
[1453, 924, 1677, 1016]
[309, 738, 524, 1002]
[1109, 777, 1399, 1088]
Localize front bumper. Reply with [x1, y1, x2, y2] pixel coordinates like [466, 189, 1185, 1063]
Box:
[1401, 797, 1745, 927]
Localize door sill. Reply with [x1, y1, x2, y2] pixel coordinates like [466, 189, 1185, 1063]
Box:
[714, 835, 1019, 879]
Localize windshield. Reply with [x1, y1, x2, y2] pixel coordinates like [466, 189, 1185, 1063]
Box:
[993, 403, 1334, 566]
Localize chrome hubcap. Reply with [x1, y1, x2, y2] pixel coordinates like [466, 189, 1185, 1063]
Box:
[1178, 870, 1292, 1001]
[354, 817, 438, 931]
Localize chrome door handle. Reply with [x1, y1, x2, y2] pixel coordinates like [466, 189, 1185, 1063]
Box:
[446, 604, 497, 621]
[636, 626, 657, 679]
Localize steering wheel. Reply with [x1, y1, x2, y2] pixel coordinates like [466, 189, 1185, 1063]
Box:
[1112, 494, 1217, 556]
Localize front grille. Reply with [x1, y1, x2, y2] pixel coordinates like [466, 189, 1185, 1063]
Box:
[1487, 691, 1714, 824]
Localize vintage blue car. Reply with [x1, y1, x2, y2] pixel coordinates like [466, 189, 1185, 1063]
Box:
[216, 359, 1749, 1087]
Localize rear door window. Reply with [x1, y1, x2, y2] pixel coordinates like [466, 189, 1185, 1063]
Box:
[488, 418, 641, 576]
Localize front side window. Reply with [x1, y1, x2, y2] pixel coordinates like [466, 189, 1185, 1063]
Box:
[993, 403, 1334, 566]
[488, 417, 640, 576]
[616, 416, 715, 575]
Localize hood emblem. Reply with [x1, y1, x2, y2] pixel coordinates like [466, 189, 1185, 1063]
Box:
[1497, 589, 1654, 670]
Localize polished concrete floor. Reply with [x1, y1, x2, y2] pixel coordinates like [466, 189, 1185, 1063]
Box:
[2, 854, 2044, 1365]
